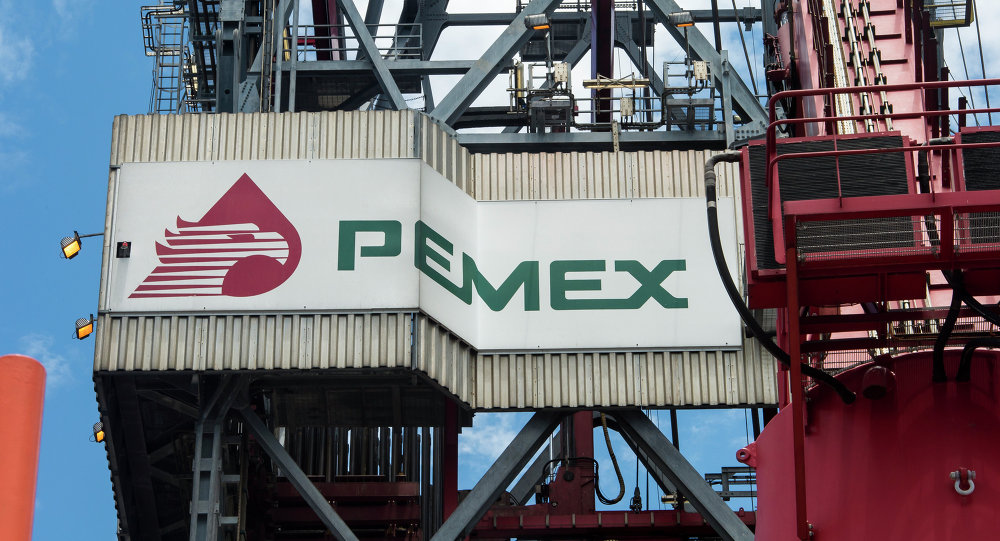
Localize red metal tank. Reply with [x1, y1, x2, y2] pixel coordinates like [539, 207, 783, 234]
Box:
[742, 351, 1000, 539]
[0, 354, 46, 541]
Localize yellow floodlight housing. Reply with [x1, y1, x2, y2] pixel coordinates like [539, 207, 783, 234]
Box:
[61, 231, 82, 259]
[75, 314, 95, 340]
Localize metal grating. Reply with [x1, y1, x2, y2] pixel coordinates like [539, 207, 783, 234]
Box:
[796, 216, 924, 262]
[748, 135, 911, 270]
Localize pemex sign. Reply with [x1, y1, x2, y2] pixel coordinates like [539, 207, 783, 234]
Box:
[105, 160, 742, 351]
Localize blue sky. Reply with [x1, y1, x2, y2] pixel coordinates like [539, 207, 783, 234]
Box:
[0, 1, 991, 539]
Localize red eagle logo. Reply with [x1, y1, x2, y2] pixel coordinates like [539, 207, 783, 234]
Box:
[130, 174, 301, 298]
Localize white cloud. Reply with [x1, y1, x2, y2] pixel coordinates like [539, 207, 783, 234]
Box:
[0, 112, 20, 137]
[52, 0, 91, 27]
[458, 412, 527, 462]
[19, 334, 75, 387]
[0, 11, 33, 84]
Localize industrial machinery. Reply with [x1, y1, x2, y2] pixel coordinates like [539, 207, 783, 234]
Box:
[85, 1, 997, 540]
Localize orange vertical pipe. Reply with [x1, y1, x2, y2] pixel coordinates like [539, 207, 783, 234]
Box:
[0, 354, 46, 541]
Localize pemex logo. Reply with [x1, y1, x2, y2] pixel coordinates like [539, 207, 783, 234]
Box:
[130, 174, 301, 298]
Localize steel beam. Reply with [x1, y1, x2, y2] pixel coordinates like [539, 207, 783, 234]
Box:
[239, 406, 360, 541]
[337, 0, 407, 109]
[510, 431, 563, 505]
[274, 59, 489, 74]
[613, 409, 754, 541]
[430, 411, 564, 541]
[430, 0, 565, 126]
[644, 0, 766, 125]
[444, 9, 761, 27]
[189, 376, 242, 541]
[458, 129, 726, 152]
[115, 377, 162, 541]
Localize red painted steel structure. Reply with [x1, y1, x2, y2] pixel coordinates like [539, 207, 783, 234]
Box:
[742, 351, 1000, 539]
[0, 355, 46, 541]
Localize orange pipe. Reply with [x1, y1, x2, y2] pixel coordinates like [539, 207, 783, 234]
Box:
[0, 355, 46, 541]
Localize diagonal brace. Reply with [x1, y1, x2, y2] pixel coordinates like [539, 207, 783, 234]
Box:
[613, 409, 754, 541]
[430, 0, 564, 126]
[239, 406, 360, 541]
[430, 410, 565, 540]
[645, 0, 766, 125]
[337, 0, 407, 109]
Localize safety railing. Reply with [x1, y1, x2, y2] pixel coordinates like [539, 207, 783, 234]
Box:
[284, 23, 422, 61]
[762, 79, 1000, 266]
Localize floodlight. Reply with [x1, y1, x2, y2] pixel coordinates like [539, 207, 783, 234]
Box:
[669, 11, 694, 27]
[524, 14, 550, 30]
[61, 231, 82, 259]
[75, 314, 95, 340]
[93, 422, 105, 443]
[59, 231, 103, 259]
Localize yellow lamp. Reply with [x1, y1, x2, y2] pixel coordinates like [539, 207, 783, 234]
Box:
[60, 232, 82, 259]
[75, 315, 94, 340]
[93, 422, 105, 443]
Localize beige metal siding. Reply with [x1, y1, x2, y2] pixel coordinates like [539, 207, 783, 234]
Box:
[470, 150, 740, 200]
[94, 313, 411, 372]
[97, 110, 775, 408]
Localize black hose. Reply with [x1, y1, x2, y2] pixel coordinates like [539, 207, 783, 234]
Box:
[956, 337, 1000, 382]
[942, 270, 1000, 328]
[704, 153, 856, 404]
[933, 270, 964, 382]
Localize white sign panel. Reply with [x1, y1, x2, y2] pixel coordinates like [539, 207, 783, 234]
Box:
[107, 160, 742, 351]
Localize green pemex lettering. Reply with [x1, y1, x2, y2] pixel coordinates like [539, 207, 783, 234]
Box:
[338, 220, 402, 270]
[415, 221, 539, 311]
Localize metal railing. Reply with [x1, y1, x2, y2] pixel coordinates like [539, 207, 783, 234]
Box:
[284, 23, 422, 61]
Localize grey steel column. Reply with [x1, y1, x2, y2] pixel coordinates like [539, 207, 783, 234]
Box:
[188, 376, 242, 541]
[613, 409, 754, 541]
[430, 411, 564, 541]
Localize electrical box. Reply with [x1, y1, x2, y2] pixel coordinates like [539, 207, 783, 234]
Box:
[693, 61, 710, 81]
[553, 62, 570, 84]
[620, 96, 635, 117]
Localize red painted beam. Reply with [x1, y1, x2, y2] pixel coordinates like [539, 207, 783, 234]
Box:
[474, 508, 755, 538]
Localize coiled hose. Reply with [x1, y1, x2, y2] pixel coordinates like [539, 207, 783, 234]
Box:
[704, 152, 856, 404]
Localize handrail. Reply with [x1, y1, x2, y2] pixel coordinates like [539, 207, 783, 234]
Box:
[759, 78, 1000, 265]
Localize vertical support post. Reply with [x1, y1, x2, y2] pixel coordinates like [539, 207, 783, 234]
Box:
[717, 51, 734, 146]
[290, 0, 300, 112]
[591, 0, 615, 126]
[442, 401, 459, 520]
[189, 377, 242, 541]
[785, 228, 809, 540]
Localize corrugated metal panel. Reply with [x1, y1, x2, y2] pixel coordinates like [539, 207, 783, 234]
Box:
[470, 149, 740, 201]
[109, 111, 418, 164]
[94, 313, 411, 372]
[98, 110, 775, 408]
[470, 345, 776, 409]
[412, 316, 474, 403]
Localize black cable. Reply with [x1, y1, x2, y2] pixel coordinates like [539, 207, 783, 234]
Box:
[731, 0, 759, 96]
[704, 153, 857, 404]
[934, 270, 963, 382]
[956, 337, 1000, 382]
[942, 270, 1000, 328]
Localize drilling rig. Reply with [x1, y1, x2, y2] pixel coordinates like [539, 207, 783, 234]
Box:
[87, 1, 997, 540]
